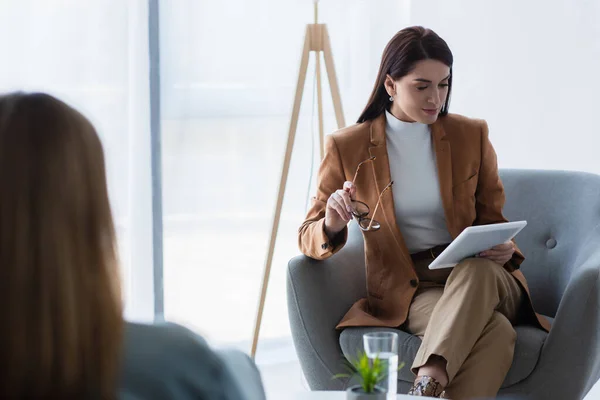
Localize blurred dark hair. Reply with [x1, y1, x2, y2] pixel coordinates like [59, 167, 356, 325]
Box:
[358, 26, 454, 123]
[0, 92, 122, 399]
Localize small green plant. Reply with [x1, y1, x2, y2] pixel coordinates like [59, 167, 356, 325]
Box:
[333, 351, 405, 393]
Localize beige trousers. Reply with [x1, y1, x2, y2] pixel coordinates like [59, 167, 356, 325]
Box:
[406, 257, 524, 400]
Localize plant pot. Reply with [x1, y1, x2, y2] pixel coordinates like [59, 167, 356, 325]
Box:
[346, 385, 387, 400]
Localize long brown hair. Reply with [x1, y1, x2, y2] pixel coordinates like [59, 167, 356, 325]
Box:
[358, 26, 454, 123]
[0, 92, 123, 398]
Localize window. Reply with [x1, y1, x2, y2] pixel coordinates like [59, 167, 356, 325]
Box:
[0, 0, 156, 321]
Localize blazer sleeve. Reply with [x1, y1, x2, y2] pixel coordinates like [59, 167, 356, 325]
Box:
[298, 134, 349, 260]
[474, 120, 525, 271]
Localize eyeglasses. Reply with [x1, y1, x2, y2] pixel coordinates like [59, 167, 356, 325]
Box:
[347, 156, 394, 232]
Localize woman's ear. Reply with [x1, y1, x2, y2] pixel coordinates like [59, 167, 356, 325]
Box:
[384, 74, 396, 97]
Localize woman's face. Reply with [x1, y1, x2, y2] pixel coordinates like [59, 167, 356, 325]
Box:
[385, 59, 451, 124]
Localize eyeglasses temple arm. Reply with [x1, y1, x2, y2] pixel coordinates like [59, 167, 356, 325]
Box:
[367, 181, 394, 230]
[351, 156, 376, 185]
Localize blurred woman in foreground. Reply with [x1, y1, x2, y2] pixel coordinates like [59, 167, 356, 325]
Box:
[0, 92, 265, 400]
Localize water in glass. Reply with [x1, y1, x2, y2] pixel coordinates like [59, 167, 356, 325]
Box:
[366, 351, 398, 400]
[363, 332, 399, 400]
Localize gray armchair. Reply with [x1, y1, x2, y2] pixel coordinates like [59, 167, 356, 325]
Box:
[287, 169, 600, 400]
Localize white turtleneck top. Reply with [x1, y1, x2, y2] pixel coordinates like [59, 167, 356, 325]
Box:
[384, 110, 453, 253]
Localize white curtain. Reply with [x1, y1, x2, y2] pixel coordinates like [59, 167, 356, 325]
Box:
[0, 0, 156, 321]
[158, 0, 409, 357]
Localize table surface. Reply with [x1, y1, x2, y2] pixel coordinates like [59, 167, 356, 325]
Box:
[290, 391, 431, 399]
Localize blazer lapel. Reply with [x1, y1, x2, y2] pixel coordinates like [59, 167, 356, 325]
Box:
[368, 114, 412, 264]
[430, 119, 457, 238]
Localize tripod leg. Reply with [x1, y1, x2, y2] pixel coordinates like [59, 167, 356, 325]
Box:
[251, 26, 312, 359]
[322, 27, 346, 129]
[316, 51, 325, 160]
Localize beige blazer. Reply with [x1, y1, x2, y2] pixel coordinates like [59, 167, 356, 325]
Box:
[298, 113, 550, 332]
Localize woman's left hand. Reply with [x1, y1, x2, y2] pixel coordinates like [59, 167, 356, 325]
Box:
[479, 241, 515, 266]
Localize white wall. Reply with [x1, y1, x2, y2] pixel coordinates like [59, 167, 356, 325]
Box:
[409, 0, 600, 174]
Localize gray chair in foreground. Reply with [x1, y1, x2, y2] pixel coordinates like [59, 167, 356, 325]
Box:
[120, 322, 266, 400]
[287, 169, 600, 400]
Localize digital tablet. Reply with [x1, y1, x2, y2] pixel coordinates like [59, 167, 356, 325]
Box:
[428, 221, 527, 270]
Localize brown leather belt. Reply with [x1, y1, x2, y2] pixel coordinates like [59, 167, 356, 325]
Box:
[411, 243, 451, 262]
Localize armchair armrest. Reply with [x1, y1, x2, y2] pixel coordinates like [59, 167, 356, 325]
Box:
[287, 224, 366, 389]
[512, 223, 600, 400]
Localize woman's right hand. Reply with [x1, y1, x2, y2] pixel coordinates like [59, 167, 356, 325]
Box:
[324, 181, 357, 239]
